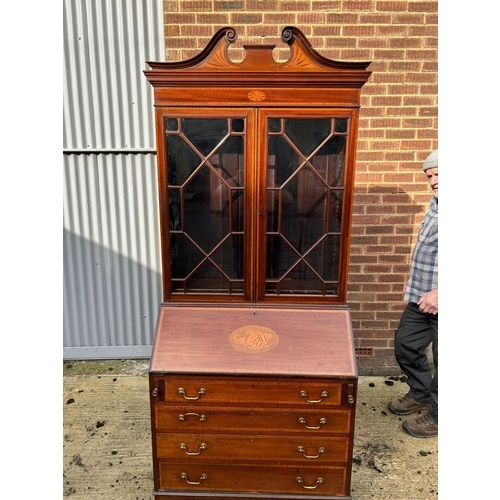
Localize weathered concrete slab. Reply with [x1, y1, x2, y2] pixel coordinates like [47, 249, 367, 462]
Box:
[63, 361, 437, 499]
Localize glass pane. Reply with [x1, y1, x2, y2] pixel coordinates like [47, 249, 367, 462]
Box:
[211, 235, 244, 280]
[328, 191, 343, 233]
[167, 135, 201, 186]
[166, 116, 245, 296]
[266, 235, 299, 280]
[305, 235, 341, 282]
[268, 135, 301, 186]
[185, 165, 229, 254]
[181, 118, 228, 156]
[209, 136, 244, 185]
[334, 118, 348, 133]
[166, 118, 178, 131]
[279, 261, 323, 293]
[279, 173, 326, 252]
[284, 118, 331, 157]
[168, 188, 181, 231]
[269, 118, 281, 133]
[264, 115, 346, 298]
[170, 233, 204, 279]
[231, 118, 244, 133]
[186, 261, 229, 293]
[315, 136, 346, 187]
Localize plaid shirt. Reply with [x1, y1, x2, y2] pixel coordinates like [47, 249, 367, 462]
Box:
[404, 196, 438, 303]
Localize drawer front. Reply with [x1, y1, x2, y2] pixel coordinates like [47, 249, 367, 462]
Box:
[158, 463, 348, 495]
[154, 405, 352, 434]
[157, 377, 349, 406]
[156, 433, 350, 463]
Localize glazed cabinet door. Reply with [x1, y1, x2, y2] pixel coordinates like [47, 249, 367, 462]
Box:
[156, 106, 358, 304]
[156, 108, 257, 302]
[255, 108, 359, 304]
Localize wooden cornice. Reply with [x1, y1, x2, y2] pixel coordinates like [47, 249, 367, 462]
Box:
[145, 26, 372, 89]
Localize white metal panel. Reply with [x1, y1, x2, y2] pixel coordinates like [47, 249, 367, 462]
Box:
[63, 0, 163, 151]
[63, 154, 162, 357]
[63, 0, 164, 358]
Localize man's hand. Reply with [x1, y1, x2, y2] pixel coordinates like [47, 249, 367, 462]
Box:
[417, 289, 438, 315]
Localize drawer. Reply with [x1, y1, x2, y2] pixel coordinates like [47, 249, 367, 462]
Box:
[157, 462, 349, 496]
[151, 376, 354, 407]
[154, 405, 352, 434]
[156, 433, 350, 463]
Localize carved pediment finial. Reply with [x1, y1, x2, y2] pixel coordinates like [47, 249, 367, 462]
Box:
[145, 26, 371, 86]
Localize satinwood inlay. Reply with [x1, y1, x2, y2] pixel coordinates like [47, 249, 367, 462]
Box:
[248, 90, 266, 101]
[229, 325, 279, 353]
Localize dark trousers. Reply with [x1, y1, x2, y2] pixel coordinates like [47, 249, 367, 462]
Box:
[394, 302, 438, 423]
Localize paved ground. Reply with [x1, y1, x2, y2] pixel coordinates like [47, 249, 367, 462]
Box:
[63, 360, 437, 499]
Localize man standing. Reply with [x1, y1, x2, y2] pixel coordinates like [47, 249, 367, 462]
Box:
[388, 149, 438, 438]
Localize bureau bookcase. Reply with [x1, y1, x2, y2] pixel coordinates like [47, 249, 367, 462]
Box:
[145, 26, 371, 499]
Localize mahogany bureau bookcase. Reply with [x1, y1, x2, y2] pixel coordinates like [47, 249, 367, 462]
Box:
[144, 26, 371, 499]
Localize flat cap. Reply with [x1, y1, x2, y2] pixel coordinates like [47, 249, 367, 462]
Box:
[423, 149, 438, 171]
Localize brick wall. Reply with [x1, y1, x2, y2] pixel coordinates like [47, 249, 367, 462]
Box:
[161, 0, 438, 375]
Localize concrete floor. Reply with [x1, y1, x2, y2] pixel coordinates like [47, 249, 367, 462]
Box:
[63, 360, 437, 499]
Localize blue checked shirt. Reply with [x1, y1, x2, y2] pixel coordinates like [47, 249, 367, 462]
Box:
[404, 196, 438, 303]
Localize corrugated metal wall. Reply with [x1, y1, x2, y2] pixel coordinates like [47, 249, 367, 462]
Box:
[63, 0, 164, 359]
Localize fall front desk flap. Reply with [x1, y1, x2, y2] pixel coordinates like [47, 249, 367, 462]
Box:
[150, 304, 356, 378]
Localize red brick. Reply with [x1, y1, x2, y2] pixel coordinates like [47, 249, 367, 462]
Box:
[326, 12, 360, 23]
[231, 13, 263, 23]
[166, 13, 196, 24]
[296, 13, 326, 25]
[408, 1, 438, 13]
[390, 37, 423, 48]
[311, 0, 342, 10]
[361, 338, 391, 347]
[281, 1, 311, 12]
[360, 13, 393, 24]
[344, 0, 376, 11]
[196, 13, 230, 23]
[180, 0, 212, 11]
[406, 49, 438, 60]
[392, 13, 425, 24]
[246, 0, 279, 10]
[214, 1, 244, 11]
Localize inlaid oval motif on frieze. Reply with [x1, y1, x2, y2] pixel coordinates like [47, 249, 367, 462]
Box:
[247, 90, 266, 102]
[229, 325, 279, 353]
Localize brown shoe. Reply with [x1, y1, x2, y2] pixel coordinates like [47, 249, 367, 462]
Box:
[403, 412, 438, 438]
[388, 393, 430, 415]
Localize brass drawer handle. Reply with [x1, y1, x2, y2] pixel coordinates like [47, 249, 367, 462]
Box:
[180, 442, 207, 456]
[151, 388, 159, 397]
[178, 387, 206, 400]
[181, 472, 207, 485]
[178, 412, 206, 421]
[296, 476, 323, 489]
[297, 445, 325, 459]
[299, 417, 327, 430]
[299, 390, 329, 403]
